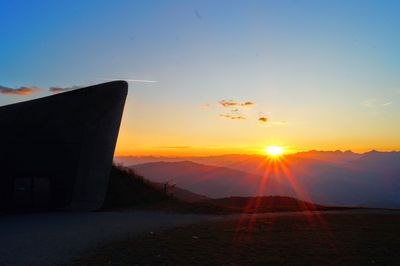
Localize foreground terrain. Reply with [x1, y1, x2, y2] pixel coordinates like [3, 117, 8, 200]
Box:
[0, 211, 216, 266]
[71, 210, 400, 266]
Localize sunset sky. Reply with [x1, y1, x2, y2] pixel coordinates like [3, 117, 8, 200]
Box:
[1, 0, 400, 156]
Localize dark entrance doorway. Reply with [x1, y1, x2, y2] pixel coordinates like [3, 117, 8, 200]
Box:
[13, 177, 50, 210]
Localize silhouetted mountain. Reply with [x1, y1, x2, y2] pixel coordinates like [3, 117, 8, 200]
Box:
[128, 151, 400, 208]
[102, 165, 169, 209]
[152, 182, 210, 203]
[354, 151, 400, 170]
[292, 150, 362, 163]
[105, 165, 318, 214]
[131, 161, 262, 198]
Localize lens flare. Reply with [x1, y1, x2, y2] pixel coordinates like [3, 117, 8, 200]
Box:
[264, 146, 284, 157]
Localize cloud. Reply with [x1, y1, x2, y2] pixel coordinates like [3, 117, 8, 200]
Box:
[219, 100, 238, 107]
[258, 117, 268, 122]
[164, 146, 191, 149]
[49, 86, 80, 93]
[361, 99, 393, 108]
[242, 101, 254, 107]
[220, 114, 246, 120]
[0, 85, 41, 96]
[219, 100, 255, 107]
[361, 99, 377, 108]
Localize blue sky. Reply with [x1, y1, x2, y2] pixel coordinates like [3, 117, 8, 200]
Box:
[1, 0, 400, 154]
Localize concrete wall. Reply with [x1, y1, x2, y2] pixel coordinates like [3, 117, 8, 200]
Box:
[0, 81, 128, 211]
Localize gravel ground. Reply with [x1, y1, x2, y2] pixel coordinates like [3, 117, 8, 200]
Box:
[72, 210, 400, 266]
[0, 211, 217, 266]
[0, 209, 397, 266]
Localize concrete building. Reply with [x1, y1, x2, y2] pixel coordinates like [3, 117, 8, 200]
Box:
[0, 81, 128, 212]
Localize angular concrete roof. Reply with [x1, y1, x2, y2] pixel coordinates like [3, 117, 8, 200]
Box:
[0, 81, 128, 211]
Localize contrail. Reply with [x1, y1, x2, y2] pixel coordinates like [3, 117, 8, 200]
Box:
[101, 78, 158, 83]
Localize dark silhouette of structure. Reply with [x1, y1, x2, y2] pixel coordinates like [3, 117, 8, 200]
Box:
[0, 81, 128, 212]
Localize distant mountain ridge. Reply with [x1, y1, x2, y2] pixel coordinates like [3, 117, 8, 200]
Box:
[126, 151, 400, 209]
[116, 150, 399, 167]
[292, 150, 362, 163]
[132, 161, 262, 198]
[106, 165, 332, 214]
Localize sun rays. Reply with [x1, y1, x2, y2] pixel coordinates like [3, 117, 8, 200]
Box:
[264, 146, 285, 158]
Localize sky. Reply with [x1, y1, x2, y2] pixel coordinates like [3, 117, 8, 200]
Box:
[1, 0, 400, 156]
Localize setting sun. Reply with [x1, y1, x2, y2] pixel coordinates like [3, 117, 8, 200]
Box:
[264, 146, 285, 157]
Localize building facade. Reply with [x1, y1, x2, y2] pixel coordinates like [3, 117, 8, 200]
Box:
[0, 81, 128, 212]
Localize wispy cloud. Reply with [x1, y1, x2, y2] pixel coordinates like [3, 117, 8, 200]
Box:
[220, 114, 246, 120]
[0, 85, 40, 96]
[361, 99, 393, 108]
[101, 78, 158, 83]
[219, 100, 255, 107]
[242, 101, 254, 107]
[361, 99, 377, 108]
[49, 86, 81, 93]
[163, 146, 191, 149]
[258, 117, 268, 122]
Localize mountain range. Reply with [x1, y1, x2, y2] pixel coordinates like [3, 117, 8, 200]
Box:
[116, 151, 400, 208]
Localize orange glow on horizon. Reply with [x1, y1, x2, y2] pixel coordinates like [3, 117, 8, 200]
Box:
[264, 146, 285, 157]
[114, 141, 399, 157]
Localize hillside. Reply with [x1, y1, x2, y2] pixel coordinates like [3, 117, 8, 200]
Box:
[102, 165, 170, 209]
[206, 196, 329, 213]
[152, 182, 210, 203]
[104, 165, 337, 214]
[131, 161, 263, 198]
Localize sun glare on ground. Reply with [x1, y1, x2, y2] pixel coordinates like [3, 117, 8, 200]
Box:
[264, 146, 285, 157]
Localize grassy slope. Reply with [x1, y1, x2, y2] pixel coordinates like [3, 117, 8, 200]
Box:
[102, 165, 170, 209]
[102, 165, 231, 214]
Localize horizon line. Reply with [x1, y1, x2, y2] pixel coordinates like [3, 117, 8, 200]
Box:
[114, 149, 400, 158]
